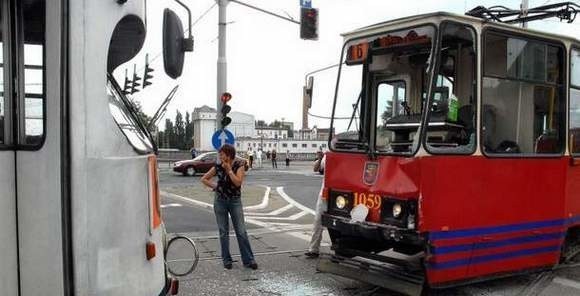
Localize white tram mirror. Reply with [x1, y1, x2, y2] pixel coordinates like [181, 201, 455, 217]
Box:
[163, 2, 194, 79]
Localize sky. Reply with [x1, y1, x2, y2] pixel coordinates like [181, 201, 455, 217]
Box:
[114, 0, 580, 131]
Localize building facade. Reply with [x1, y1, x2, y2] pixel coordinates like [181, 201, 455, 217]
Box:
[192, 105, 217, 151]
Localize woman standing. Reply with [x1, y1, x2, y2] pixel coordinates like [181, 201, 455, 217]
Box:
[201, 145, 258, 270]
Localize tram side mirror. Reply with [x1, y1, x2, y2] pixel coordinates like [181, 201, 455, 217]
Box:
[163, 8, 194, 79]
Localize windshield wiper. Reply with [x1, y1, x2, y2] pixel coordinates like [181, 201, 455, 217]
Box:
[346, 91, 362, 132]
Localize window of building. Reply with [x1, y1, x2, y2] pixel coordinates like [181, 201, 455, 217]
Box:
[282, 143, 287, 147]
[482, 32, 564, 155]
[302, 143, 307, 148]
[292, 143, 297, 148]
[268, 143, 271, 147]
[312, 144, 317, 148]
[321, 144, 326, 148]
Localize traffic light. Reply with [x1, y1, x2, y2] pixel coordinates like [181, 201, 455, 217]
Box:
[123, 69, 132, 95]
[220, 92, 232, 128]
[143, 54, 154, 89]
[300, 7, 318, 40]
[131, 64, 141, 94]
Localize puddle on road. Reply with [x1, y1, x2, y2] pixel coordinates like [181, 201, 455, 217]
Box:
[253, 273, 337, 296]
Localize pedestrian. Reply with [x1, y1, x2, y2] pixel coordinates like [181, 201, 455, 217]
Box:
[190, 147, 197, 159]
[256, 148, 263, 168]
[271, 149, 278, 169]
[285, 150, 290, 167]
[266, 150, 270, 160]
[305, 152, 326, 258]
[247, 147, 254, 169]
[201, 144, 258, 270]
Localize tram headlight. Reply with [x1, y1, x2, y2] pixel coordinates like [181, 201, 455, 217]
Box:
[335, 195, 348, 209]
[392, 203, 403, 218]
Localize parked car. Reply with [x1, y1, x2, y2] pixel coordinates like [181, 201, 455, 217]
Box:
[173, 152, 248, 176]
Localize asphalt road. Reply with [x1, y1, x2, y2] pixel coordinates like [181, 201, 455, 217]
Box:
[159, 161, 580, 296]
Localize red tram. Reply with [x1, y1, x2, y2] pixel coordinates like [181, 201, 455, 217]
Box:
[319, 8, 580, 294]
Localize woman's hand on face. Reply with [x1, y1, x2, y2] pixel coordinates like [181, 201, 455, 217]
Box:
[222, 160, 232, 172]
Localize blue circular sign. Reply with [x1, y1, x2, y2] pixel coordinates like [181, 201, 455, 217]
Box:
[212, 129, 235, 150]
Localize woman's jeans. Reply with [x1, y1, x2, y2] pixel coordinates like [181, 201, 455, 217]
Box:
[214, 196, 255, 265]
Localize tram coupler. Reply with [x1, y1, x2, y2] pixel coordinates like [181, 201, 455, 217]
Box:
[316, 253, 425, 296]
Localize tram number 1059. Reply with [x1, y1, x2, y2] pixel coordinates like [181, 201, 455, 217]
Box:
[353, 192, 382, 210]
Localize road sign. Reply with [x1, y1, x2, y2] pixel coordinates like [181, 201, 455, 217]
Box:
[300, 0, 311, 8]
[212, 129, 235, 150]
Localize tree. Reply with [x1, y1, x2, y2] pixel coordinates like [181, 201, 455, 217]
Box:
[255, 120, 266, 127]
[164, 118, 176, 148]
[129, 99, 154, 133]
[174, 111, 185, 149]
[185, 112, 193, 149]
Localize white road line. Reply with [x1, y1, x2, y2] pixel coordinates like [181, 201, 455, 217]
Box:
[276, 186, 315, 215]
[161, 191, 213, 210]
[161, 190, 315, 242]
[161, 203, 182, 208]
[246, 204, 294, 216]
[243, 185, 270, 210]
[247, 211, 308, 221]
[553, 277, 580, 290]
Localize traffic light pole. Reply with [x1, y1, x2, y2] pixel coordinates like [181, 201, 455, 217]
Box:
[217, 0, 228, 131]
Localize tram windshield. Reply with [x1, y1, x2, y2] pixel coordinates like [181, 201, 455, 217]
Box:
[107, 74, 155, 153]
[331, 26, 435, 155]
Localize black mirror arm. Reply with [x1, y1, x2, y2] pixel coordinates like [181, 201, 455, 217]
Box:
[174, 0, 194, 52]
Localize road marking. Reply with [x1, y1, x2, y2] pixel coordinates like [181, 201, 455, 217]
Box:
[276, 186, 316, 215]
[246, 204, 294, 216]
[161, 203, 182, 208]
[248, 210, 308, 221]
[243, 185, 270, 210]
[553, 277, 580, 290]
[161, 191, 214, 210]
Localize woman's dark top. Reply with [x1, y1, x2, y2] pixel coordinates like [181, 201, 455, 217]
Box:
[215, 162, 242, 199]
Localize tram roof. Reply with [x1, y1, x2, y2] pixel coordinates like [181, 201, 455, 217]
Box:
[341, 11, 580, 45]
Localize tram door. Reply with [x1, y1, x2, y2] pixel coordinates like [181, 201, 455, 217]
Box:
[1, 1, 67, 295]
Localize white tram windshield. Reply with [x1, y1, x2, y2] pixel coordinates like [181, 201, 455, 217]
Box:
[332, 26, 435, 155]
[107, 75, 155, 153]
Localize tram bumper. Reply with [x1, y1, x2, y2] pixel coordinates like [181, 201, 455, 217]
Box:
[317, 254, 425, 296]
[319, 213, 426, 295]
[321, 213, 424, 246]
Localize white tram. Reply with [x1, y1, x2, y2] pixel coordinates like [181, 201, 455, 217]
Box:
[0, 0, 192, 295]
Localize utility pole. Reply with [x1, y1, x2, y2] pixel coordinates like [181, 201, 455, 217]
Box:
[521, 0, 529, 28]
[215, 0, 310, 133]
[217, 0, 229, 131]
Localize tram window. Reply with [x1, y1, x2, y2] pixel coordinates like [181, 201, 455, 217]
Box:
[107, 76, 154, 153]
[572, 49, 580, 88]
[0, 4, 4, 145]
[569, 49, 580, 154]
[425, 23, 476, 154]
[21, 0, 45, 146]
[483, 33, 564, 155]
[376, 81, 407, 151]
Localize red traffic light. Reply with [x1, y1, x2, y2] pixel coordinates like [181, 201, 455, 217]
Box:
[220, 92, 232, 104]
